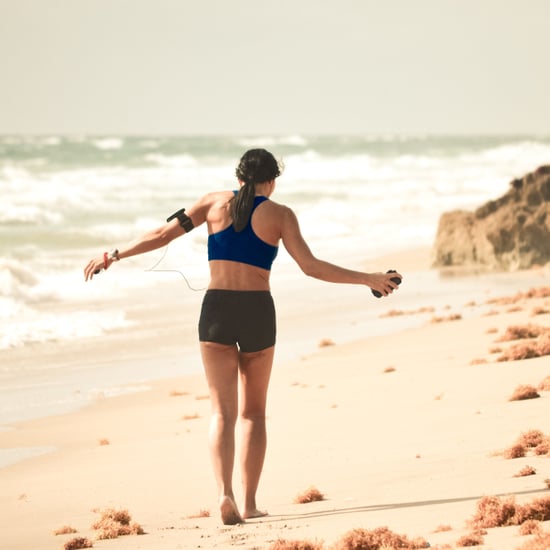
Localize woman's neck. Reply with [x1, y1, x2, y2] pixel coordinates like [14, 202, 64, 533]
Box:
[254, 180, 275, 197]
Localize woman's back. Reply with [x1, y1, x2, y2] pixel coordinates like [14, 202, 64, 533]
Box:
[205, 189, 283, 291]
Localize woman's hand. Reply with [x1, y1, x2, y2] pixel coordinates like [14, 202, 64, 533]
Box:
[84, 253, 112, 281]
[367, 270, 403, 297]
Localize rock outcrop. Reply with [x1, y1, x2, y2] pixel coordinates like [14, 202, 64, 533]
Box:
[432, 165, 550, 271]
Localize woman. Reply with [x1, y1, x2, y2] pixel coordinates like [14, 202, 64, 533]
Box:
[84, 148, 402, 525]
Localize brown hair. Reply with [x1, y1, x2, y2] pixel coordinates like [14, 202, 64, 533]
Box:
[231, 149, 281, 232]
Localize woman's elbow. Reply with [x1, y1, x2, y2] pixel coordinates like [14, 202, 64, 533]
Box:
[300, 260, 321, 278]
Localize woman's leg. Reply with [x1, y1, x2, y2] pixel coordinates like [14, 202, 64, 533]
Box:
[200, 341, 242, 525]
[238, 345, 275, 519]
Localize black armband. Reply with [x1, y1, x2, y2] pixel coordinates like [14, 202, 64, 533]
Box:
[167, 208, 194, 232]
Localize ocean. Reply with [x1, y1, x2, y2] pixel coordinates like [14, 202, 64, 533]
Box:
[2, 134, 550, 431]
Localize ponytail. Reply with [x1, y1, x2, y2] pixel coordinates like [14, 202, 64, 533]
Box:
[230, 182, 256, 233]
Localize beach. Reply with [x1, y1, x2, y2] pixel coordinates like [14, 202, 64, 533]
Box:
[1, 248, 549, 550]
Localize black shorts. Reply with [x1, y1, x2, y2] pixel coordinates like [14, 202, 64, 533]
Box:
[198, 290, 276, 352]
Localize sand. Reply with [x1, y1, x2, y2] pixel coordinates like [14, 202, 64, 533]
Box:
[1, 248, 549, 550]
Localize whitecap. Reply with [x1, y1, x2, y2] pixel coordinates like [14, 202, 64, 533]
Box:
[237, 135, 309, 148]
[41, 136, 61, 146]
[93, 137, 124, 150]
[0, 259, 40, 300]
[0, 203, 63, 225]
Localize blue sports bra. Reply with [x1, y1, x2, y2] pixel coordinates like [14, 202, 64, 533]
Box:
[207, 195, 279, 271]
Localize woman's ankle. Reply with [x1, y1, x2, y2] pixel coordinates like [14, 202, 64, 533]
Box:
[219, 495, 243, 525]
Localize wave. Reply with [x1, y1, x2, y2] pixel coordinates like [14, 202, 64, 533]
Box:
[92, 137, 125, 150]
[0, 203, 63, 225]
[237, 134, 310, 148]
[0, 257, 134, 348]
[0, 259, 44, 302]
[0, 310, 131, 350]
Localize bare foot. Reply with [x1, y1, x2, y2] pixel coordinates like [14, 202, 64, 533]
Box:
[242, 508, 268, 520]
[219, 496, 243, 525]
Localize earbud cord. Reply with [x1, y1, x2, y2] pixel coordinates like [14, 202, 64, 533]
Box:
[144, 244, 206, 292]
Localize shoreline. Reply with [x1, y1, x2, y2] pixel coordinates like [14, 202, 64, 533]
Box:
[2, 246, 549, 431]
[2, 247, 431, 429]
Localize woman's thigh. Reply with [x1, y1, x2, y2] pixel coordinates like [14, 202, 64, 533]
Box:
[200, 341, 239, 417]
[238, 346, 275, 417]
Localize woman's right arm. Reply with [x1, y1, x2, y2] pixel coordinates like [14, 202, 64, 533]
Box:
[84, 193, 213, 281]
[280, 206, 402, 297]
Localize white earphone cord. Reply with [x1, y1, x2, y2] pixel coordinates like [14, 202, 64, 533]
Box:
[144, 245, 206, 292]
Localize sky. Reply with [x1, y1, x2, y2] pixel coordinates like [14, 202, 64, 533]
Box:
[1, 0, 549, 136]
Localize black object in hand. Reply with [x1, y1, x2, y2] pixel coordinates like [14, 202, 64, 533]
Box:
[372, 269, 401, 298]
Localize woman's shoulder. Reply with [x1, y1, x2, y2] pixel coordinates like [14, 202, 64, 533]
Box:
[197, 190, 234, 207]
[263, 196, 289, 210]
[206, 189, 234, 200]
[264, 198, 294, 218]
[257, 199, 296, 229]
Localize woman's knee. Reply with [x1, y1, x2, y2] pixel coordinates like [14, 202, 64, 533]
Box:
[239, 411, 266, 425]
[211, 409, 238, 428]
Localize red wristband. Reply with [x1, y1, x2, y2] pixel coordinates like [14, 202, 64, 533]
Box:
[103, 252, 109, 270]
